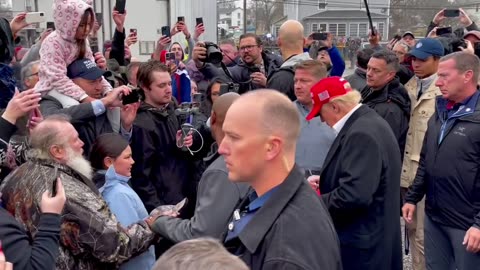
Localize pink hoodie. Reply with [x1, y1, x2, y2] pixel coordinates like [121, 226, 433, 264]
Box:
[34, 0, 112, 101]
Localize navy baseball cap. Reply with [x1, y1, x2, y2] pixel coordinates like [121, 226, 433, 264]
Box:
[67, 58, 111, 80]
[408, 38, 444, 60]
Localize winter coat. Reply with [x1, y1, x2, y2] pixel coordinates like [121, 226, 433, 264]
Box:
[405, 91, 480, 231]
[267, 53, 312, 101]
[320, 105, 402, 270]
[0, 158, 156, 270]
[99, 167, 155, 270]
[361, 78, 411, 157]
[401, 74, 441, 188]
[345, 68, 367, 92]
[34, 0, 112, 101]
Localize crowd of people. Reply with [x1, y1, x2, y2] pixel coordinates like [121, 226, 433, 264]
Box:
[0, 0, 479, 269]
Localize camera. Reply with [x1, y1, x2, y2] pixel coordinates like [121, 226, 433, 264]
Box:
[175, 102, 202, 124]
[219, 82, 240, 95]
[204, 42, 223, 65]
[122, 89, 141, 105]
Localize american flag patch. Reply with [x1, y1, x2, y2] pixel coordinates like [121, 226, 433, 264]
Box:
[318, 90, 330, 101]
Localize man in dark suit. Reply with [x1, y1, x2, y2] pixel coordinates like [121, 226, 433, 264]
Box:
[306, 76, 402, 270]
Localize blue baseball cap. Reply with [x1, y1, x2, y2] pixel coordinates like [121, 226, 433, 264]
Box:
[408, 38, 444, 60]
[67, 58, 111, 80]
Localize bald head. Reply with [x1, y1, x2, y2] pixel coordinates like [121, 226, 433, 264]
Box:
[229, 89, 301, 150]
[279, 20, 305, 51]
[212, 92, 240, 124]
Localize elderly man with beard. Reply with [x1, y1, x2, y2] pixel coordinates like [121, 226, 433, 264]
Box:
[0, 115, 159, 270]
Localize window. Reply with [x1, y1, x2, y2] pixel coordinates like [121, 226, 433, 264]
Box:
[237, 13, 240, 19]
[312, 23, 319, 33]
[338, 24, 346, 37]
[237, 20, 241, 26]
[319, 23, 327, 32]
[318, 0, 327, 9]
[328, 24, 337, 35]
[359, 23, 368, 37]
[378, 22, 385, 38]
[350, 23, 359, 37]
[139, 41, 156, 55]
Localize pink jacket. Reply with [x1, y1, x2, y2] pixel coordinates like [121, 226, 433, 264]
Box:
[34, 0, 112, 101]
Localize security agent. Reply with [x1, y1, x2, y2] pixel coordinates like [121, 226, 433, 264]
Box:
[219, 90, 342, 270]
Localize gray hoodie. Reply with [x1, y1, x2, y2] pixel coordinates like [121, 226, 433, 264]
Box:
[267, 53, 312, 100]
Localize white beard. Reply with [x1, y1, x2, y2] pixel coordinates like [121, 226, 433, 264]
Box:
[65, 147, 93, 180]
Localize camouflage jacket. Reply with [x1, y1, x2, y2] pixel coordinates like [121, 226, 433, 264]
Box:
[0, 158, 156, 270]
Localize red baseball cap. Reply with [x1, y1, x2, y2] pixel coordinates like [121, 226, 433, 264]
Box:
[306, 76, 353, 121]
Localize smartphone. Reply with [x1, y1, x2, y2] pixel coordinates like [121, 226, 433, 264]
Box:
[166, 52, 175, 60]
[129, 28, 137, 37]
[95, 12, 103, 26]
[122, 90, 140, 105]
[196, 17, 203, 26]
[161, 26, 170, 37]
[52, 167, 59, 197]
[220, 83, 230, 95]
[46, 21, 55, 30]
[91, 44, 99, 54]
[436, 26, 452, 36]
[115, 0, 126, 14]
[444, 9, 460, 17]
[25, 12, 46, 24]
[250, 67, 261, 73]
[181, 123, 194, 143]
[192, 93, 203, 103]
[311, 32, 328, 41]
[177, 16, 185, 22]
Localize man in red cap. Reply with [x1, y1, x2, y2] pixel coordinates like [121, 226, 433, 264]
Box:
[307, 76, 402, 270]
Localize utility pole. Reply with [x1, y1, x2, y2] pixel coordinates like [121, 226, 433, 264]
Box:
[255, 0, 258, 34]
[244, 0, 247, 34]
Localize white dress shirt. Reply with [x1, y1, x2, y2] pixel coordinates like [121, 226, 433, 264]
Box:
[332, 104, 362, 135]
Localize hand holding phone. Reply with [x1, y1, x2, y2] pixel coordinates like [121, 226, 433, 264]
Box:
[196, 17, 203, 26]
[115, 0, 126, 14]
[161, 26, 171, 37]
[25, 12, 46, 24]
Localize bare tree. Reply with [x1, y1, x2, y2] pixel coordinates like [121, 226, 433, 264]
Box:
[249, 0, 283, 34]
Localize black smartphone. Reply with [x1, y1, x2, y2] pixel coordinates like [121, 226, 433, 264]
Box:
[166, 52, 176, 60]
[444, 9, 460, 17]
[311, 32, 328, 41]
[91, 44, 99, 54]
[95, 12, 102, 26]
[436, 26, 452, 36]
[177, 16, 185, 22]
[161, 26, 170, 37]
[129, 28, 137, 36]
[46, 21, 55, 30]
[250, 67, 260, 73]
[196, 17, 203, 26]
[122, 91, 140, 105]
[220, 83, 230, 95]
[115, 0, 126, 14]
[52, 167, 59, 197]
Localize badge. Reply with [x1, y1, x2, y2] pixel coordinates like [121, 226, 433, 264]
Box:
[234, 210, 241, 221]
[228, 222, 234, 231]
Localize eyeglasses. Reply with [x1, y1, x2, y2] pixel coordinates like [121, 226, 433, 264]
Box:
[239, 45, 258, 52]
[27, 72, 39, 78]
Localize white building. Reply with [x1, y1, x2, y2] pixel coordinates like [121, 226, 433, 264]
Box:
[28, 0, 217, 61]
[218, 7, 243, 30]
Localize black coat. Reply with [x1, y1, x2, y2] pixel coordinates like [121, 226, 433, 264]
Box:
[320, 105, 402, 270]
[0, 208, 61, 270]
[223, 165, 342, 270]
[130, 102, 199, 213]
[405, 92, 480, 231]
[361, 78, 411, 157]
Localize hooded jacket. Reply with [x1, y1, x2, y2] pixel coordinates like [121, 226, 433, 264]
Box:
[34, 0, 112, 101]
[361, 78, 411, 157]
[267, 53, 312, 101]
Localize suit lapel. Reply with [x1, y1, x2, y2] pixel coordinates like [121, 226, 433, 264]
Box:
[321, 105, 369, 173]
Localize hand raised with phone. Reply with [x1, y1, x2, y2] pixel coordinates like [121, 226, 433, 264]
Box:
[40, 178, 66, 214]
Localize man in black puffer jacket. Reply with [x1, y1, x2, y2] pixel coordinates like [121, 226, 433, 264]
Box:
[361, 50, 411, 158]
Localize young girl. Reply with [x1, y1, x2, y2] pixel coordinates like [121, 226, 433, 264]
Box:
[90, 133, 155, 270]
[34, 0, 112, 102]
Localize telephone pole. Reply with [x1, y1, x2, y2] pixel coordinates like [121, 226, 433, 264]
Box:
[243, 0, 247, 34]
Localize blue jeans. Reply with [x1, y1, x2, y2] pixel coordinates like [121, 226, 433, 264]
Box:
[425, 215, 480, 270]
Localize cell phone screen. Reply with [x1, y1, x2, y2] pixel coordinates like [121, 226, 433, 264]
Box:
[196, 17, 203, 26]
[436, 27, 452, 36]
[162, 26, 170, 37]
[178, 16, 185, 22]
[444, 9, 460, 17]
[115, 0, 126, 14]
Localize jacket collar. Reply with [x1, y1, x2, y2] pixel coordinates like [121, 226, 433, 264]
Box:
[321, 105, 370, 171]
[238, 164, 304, 253]
[435, 90, 480, 120]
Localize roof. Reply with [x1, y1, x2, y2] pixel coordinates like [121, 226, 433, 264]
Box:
[273, 15, 288, 25]
[304, 10, 389, 20]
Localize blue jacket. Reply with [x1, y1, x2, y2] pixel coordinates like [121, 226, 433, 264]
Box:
[99, 167, 155, 270]
[327, 46, 346, 77]
[406, 91, 480, 231]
